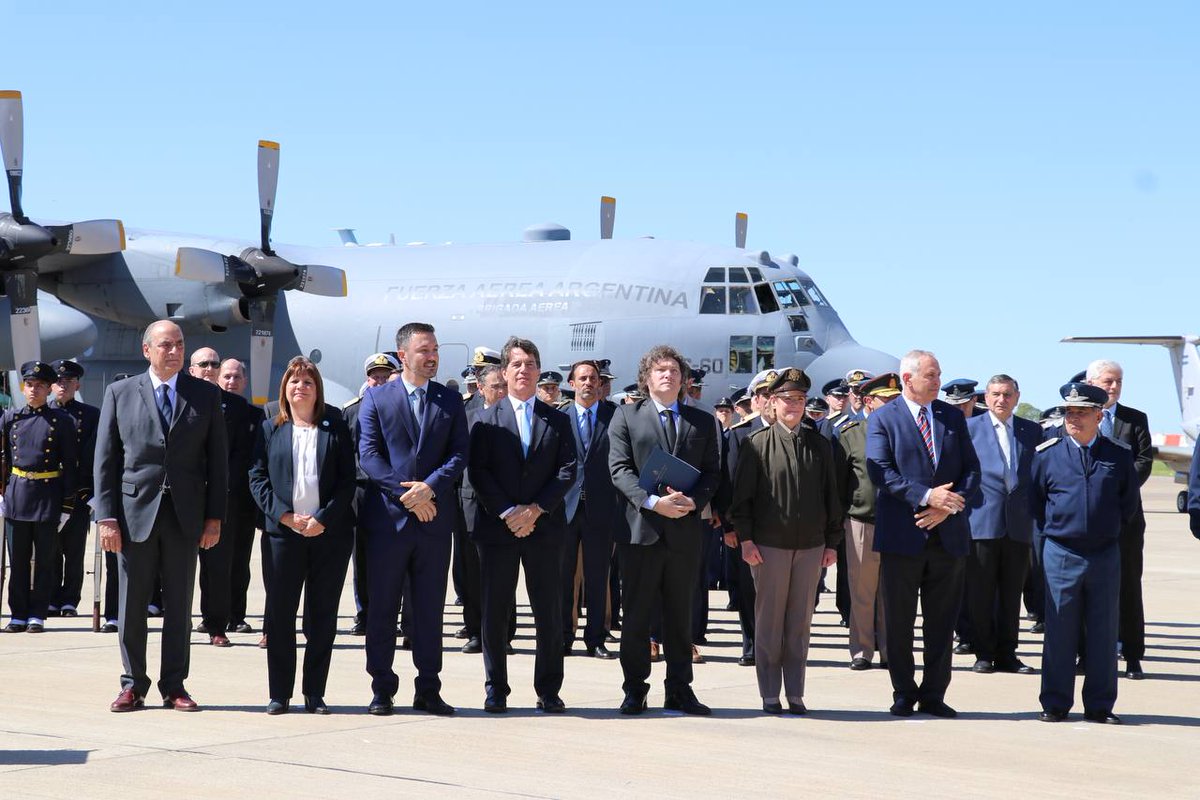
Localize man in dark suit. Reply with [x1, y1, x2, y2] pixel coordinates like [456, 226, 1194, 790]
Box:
[964, 374, 1042, 675]
[359, 322, 468, 716]
[1087, 359, 1153, 680]
[609, 344, 721, 715]
[866, 349, 980, 718]
[560, 359, 618, 659]
[468, 337, 576, 713]
[96, 320, 228, 712]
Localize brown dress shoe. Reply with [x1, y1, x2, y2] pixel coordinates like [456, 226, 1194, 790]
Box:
[110, 687, 145, 713]
[210, 634, 232, 647]
[692, 645, 705, 664]
[163, 691, 200, 711]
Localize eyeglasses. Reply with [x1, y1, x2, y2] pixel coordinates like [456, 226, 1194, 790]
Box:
[192, 360, 220, 369]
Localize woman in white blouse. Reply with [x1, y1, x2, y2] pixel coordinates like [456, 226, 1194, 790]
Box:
[249, 357, 356, 714]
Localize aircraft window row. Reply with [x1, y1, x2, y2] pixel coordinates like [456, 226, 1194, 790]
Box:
[800, 278, 830, 307]
[702, 266, 765, 284]
[754, 284, 779, 314]
[772, 280, 808, 309]
[699, 285, 759, 315]
[728, 335, 775, 374]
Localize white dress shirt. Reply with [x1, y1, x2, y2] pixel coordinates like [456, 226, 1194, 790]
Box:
[291, 424, 320, 516]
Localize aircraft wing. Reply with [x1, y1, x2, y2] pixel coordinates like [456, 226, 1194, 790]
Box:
[1154, 444, 1194, 476]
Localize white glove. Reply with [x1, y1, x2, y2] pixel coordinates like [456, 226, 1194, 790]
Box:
[59, 512, 71, 530]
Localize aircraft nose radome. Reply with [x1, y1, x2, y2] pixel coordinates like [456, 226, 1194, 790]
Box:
[802, 344, 900, 394]
[0, 298, 98, 368]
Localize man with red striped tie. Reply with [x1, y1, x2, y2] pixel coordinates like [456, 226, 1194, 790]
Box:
[866, 350, 981, 719]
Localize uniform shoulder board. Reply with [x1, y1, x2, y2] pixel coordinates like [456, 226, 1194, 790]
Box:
[342, 396, 362, 410]
[1035, 437, 1059, 452]
[840, 419, 860, 432]
[730, 412, 760, 430]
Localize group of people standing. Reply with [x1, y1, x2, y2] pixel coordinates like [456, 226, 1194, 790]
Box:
[0, 318, 1159, 724]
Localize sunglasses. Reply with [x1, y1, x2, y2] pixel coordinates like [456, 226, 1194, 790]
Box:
[192, 360, 220, 369]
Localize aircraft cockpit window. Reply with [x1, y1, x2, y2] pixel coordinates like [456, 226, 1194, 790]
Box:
[747, 267, 763, 282]
[787, 314, 809, 332]
[704, 267, 725, 283]
[728, 267, 749, 283]
[729, 335, 753, 374]
[800, 279, 830, 307]
[754, 283, 779, 313]
[700, 286, 727, 314]
[728, 286, 757, 315]
[772, 280, 809, 309]
[756, 336, 775, 371]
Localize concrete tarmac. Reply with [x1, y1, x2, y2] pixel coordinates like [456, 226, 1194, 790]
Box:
[2, 476, 1198, 799]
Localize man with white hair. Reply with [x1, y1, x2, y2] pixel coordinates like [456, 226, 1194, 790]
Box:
[1085, 359, 1152, 680]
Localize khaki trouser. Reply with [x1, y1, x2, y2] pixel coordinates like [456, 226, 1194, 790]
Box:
[845, 518, 887, 662]
[751, 544, 824, 703]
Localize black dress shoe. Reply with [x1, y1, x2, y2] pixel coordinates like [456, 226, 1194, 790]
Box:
[664, 688, 711, 716]
[619, 692, 648, 715]
[953, 642, 973, 655]
[1125, 659, 1144, 680]
[787, 701, 807, 716]
[266, 699, 289, 715]
[972, 659, 995, 674]
[587, 644, 616, 660]
[233, 621, 253, 634]
[368, 693, 394, 716]
[304, 695, 330, 714]
[995, 657, 1034, 675]
[454, 626, 469, 639]
[838, 616, 849, 628]
[737, 655, 755, 667]
[917, 700, 957, 718]
[413, 692, 455, 716]
[1030, 621, 1046, 634]
[484, 695, 508, 714]
[461, 636, 482, 654]
[194, 621, 209, 634]
[849, 657, 871, 671]
[1039, 709, 1069, 723]
[889, 698, 916, 717]
[60, 607, 78, 618]
[1084, 709, 1122, 724]
[536, 695, 566, 714]
[351, 619, 366, 636]
[506, 643, 515, 655]
[762, 700, 783, 714]
[562, 643, 573, 656]
[100, 621, 118, 633]
[398, 637, 412, 650]
[604, 632, 619, 643]
[27, 622, 44, 633]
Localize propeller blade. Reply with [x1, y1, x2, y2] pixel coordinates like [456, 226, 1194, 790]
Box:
[175, 247, 239, 283]
[293, 263, 347, 297]
[258, 140, 280, 254]
[735, 212, 748, 249]
[600, 196, 616, 239]
[0, 91, 25, 222]
[3, 268, 41, 365]
[47, 219, 126, 256]
[248, 296, 277, 407]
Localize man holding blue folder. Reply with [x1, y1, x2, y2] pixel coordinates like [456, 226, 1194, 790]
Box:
[609, 345, 721, 715]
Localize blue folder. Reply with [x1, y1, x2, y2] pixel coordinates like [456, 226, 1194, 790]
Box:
[637, 446, 701, 494]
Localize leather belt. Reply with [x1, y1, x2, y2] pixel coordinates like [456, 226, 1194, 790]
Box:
[11, 467, 61, 480]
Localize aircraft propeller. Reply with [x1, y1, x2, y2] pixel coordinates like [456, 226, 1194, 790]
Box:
[735, 212, 748, 249]
[0, 91, 125, 367]
[175, 140, 347, 406]
[600, 195, 616, 239]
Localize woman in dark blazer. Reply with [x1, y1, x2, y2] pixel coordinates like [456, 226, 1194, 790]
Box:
[249, 356, 356, 714]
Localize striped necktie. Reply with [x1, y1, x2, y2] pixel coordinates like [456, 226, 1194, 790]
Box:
[917, 406, 935, 463]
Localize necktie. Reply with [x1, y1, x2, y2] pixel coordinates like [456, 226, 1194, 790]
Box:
[917, 406, 935, 463]
[663, 408, 677, 453]
[1101, 408, 1114, 438]
[411, 387, 425, 426]
[997, 421, 1014, 491]
[517, 401, 531, 456]
[158, 384, 173, 431]
[580, 408, 593, 457]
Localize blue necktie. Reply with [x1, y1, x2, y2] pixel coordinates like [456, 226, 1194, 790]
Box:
[158, 384, 173, 431]
[580, 408, 593, 457]
[1101, 408, 1114, 438]
[517, 401, 531, 456]
[411, 387, 425, 426]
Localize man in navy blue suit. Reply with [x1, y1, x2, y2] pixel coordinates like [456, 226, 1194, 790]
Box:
[866, 349, 980, 718]
[468, 336, 577, 713]
[359, 322, 469, 716]
[964, 375, 1041, 675]
[1189, 445, 1200, 541]
[560, 359, 618, 659]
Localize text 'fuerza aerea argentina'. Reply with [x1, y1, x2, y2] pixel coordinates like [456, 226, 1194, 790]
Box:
[384, 281, 690, 315]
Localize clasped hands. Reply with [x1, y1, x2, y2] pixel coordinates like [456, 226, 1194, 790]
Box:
[400, 480, 437, 523]
[504, 504, 545, 538]
[653, 488, 695, 520]
[915, 483, 966, 530]
[281, 512, 324, 537]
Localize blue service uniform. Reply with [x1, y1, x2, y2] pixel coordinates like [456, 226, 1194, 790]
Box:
[48, 397, 100, 613]
[1031, 434, 1137, 716]
[1187, 447, 1200, 540]
[3, 404, 79, 625]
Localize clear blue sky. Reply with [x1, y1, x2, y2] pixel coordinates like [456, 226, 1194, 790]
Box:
[3, 3, 1197, 432]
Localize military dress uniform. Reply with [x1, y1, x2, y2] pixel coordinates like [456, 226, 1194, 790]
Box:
[47, 360, 100, 617]
[1032, 383, 1138, 723]
[3, 362, 79, 632]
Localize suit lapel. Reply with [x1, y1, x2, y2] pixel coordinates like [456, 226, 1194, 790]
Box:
[567, 404, 585, 458]
[170, 377, 191, 431]
[674, 406, 694, 456]
[137, 374, 160, 430]
[394, 384, 418, 446]
[280, 421, 295, 498]
[317, 413, 330, 470]
[643, 400, 670, 453]
[528, 399, 550, 456]
[496, 399, 524, 462]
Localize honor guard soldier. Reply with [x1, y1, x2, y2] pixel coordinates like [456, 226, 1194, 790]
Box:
[596, 359, 616, 402]
[537, 370, 564, 406]
[805, 397, 829, 424]
[2, 361, 79, 632]
[817, 379, 853, 440]
[941, 379, 979, 419]
[1032, 382, 1138, 724]
[461, 368, 478, 402]
[686, 368, 707, 404]
[844, 369, 874, 420]
[47, 359, 100, 619]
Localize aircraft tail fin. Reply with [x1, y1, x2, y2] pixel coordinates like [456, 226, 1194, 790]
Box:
[333, 228, 358, 246]
[1062, 335, 1200, 424]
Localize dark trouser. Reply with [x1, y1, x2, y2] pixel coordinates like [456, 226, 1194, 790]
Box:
[561, 507, 612, 650]
[1040, 538, 1120, 714]
[1117, 532, 1144, 661]
[1024, 529, 1046, 622]
[880, 535, 965, 705]
[118, 496, 197, 698]
[608, 549, 622, 628]
[51, 506, 90, 610]
[723, 537, 741, 608]
[6, 518, 57, 622]
[365, 526, 451, 698]
[351, 485, 370, 623]
[264, 529, 352, 701]
[617, 531, 703, 698]
[835, 538, 850, 619]
[259, 530, 273, 629]
[103, 551, 120, 621]
[478, 537, 564, 700]
[967, 537, 1031, 662]
[198, 512, 234, 636]
[692, 524, 715, 642]
[734, 546, 756, 659]
[454, 524, 482, 637]
[226, 494, 258, 627]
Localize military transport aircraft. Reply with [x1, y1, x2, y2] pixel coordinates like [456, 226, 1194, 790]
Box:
[0, 91, 897, 408]
[1065, 335, 1199, 512]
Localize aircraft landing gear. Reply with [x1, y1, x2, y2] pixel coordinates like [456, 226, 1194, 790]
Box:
[1178, 491, 1188, 513]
